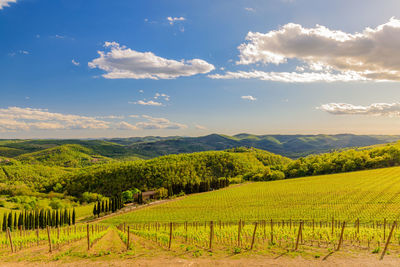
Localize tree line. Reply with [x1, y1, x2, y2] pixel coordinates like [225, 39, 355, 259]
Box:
[2, 208, 76, 231]
[93, 197, 123, 217]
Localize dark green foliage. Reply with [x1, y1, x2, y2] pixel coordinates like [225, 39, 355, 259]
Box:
[284, 143, 400, 178]
[66, 151, 267, 197]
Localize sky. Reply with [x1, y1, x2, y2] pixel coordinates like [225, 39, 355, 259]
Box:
[2, 0, 400, 138]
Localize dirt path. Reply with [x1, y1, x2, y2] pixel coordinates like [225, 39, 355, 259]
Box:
[90, 229, 126, 255]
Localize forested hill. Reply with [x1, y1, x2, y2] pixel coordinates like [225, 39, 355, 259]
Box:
[1, 134, 399, 160]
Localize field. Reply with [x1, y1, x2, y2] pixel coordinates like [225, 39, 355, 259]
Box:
[104, 166, 400, 224]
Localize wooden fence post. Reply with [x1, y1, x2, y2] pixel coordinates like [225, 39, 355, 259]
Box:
[336, 221, 346, 251]
[87, 224, 90, 250]
[209, 221, 214, 251]
[168, 222, 173, 250]
[331, 217, 334, 235]
[295, 221, 302, 251]
[383, 218, 386, 241]
[380, 221, 397, 260]
[127, 226, 130, 250]
[237, 219, 242, 247]
[250, 222, 258, 250]
[46, 226, 52, 253]
[7, 228, 13, 253]
[270, 219, 274, 244]
[36, 228, 40, 246]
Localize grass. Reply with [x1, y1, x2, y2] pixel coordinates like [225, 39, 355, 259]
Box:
[105, 166, 400, 224]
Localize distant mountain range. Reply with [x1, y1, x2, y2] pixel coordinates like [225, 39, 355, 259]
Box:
[1, 134, 399, 160]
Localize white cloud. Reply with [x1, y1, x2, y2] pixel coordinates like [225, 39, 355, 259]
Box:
[72, 59, 80, 66]
[195, 124, 207, 130]
[318, 102, 400, 117]
[229, 18, 400, 82]
[241, 95, 257, 101]
[209, 70, 366, 83]
[88, 42, 214, 79]
[0, 0, 16, 9]
[19, 50, 29, 55]
[130, 100, 163, 106]
[154, 93, 170, 101]
[167, 16, 186, 25]
[95, 115, 124, 119]
[129, 115, 140, 118]
[0, 107, 110, 132]
[116, 121, 138, 130]
[244, 7, 255, 12]
[137, 115, 187, 130]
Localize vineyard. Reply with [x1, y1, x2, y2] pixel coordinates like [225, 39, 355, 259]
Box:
[104, 166, 400, 224]
[1, 167, 400, 264]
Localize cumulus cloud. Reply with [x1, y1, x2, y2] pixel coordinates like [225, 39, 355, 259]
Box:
[88, 42, 214, 79]
[130, 100, 163, 106]
[0, 0, 16, 9]
[72, 59, 80, 66]
[0, 107, 110, 132]
[95, 115, 124, 119]
[167, 16, 185, 25]
[209, 70, 366, 82]
[318, 102, 400, 117]
[137, 115, 187, 130]
[241, 95, 257, 101]
[217, 18, 400, 82]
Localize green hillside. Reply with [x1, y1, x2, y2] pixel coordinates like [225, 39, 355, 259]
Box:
[15, 144, 112, 167]
[105, 166, 400, 224]
[1, 134, 399, 160]
[66, 149, 287, 197]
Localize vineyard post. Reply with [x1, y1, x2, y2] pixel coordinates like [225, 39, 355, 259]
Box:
[384, 218, 386, 241]
[336, 221, 346, 251]
[124, 223, 126, 233]
[57, 226, 60, 240]
[250, 222, 258, 250]
[19, 225, 22, 237]
[127, 226, 130, 250]
[87, 224, 90, 250]
[46, 226, 52, 253]
[185, 221, 188, 242]
[237, 219, 242, 247]
[312, 219, 315, 232]
[380, 221, 397, 260]
[168, 222, 173, 250]
[7, 228, 13, 253]
[209, 221, 214, 251]
[36, 227, 39, 246]
[331, 217, 334, 235]
[270, 219, 274, 245]
[295, 221, 302, 251]
[357, 218, 360, 236]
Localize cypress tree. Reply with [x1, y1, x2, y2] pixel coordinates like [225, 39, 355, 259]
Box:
[72, 208, 76, 225]
[93, 203, 97, 217]
[7, 212, 12, 231]
[2, 213, 7, 231]
[55, 210, 59, 227]
[64, 209, 68, 225]
[13, 213, 17, 230]
[18, 213, 23, 228]
[101, 201, 104, 213]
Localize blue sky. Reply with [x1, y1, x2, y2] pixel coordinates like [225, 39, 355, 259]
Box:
[2, 0, 400, 138]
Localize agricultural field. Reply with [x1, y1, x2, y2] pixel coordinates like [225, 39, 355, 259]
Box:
[104, 166, 400, 224]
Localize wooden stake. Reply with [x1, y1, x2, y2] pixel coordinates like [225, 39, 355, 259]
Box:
[250, 222, 258, 250]
[168, 222, 173, 250]
[237, 219, 242, 247]
[336, 221, 346, 251]
[384, 218, 386, 241]
[7, 228, 13, 253]
[295, 221, 302, 251]
[127, 226, 130, 250]
[36, 228, 40, 246]
[46, 226, 52, 253]
[380, 221, 397, 260]
[270, 219, 274, 244]
[87, 224, 90, 250]
[209, 221, 214, 251]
